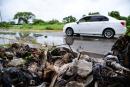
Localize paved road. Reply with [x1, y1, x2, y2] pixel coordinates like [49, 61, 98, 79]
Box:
[41, 32, 117, 55]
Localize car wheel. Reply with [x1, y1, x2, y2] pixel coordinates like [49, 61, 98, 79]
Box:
[103, 29, 115, 39]
[66, 28, 74, 36]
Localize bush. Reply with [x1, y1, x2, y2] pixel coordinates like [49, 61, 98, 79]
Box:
[48, 19, 59, 24]
[9, 21, 15, 25]
[33, 19, 45, 25]
[0, 22, 12, 29]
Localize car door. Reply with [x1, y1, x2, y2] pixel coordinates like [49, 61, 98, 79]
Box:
[89, 16, 109, 34]
[77, 16, 92, 34]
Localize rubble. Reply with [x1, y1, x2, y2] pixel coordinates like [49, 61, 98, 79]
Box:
[0, 43, 130, 87]
[8, 58, 25, 66]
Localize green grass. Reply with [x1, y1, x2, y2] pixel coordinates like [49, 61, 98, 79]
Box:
[10, 23, 64, 30]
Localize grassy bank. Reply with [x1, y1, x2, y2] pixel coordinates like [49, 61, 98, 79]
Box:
[1, 23, 130, 33]
[10, 23, 64, 30]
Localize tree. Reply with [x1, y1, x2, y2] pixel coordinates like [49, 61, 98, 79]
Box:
[14, 12, 35, 24]
[62, 16, 77, 23]
[108, 11, 120, 19]
[120, 16, 127, 21]
[88, 12, 100, 15]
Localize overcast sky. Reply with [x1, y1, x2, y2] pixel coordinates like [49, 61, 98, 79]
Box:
[0, 0, 130, 21]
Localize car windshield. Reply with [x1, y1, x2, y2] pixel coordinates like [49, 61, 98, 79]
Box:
[78, 17, 91, 22]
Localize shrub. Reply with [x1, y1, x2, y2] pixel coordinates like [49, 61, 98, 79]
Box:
[48, 19, 59, 24]
[9, 21, 15, 25]
[0, 22, 12, 29]
[33, 19, 45, 25]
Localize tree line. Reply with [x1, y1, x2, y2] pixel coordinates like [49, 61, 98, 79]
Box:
[0, 11, 130, 28]
[13, 12, 77, 24]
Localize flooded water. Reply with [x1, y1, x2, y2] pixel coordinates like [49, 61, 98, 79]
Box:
[0, 34, 16, 44]
[36, 35, 64, 45]
[0, 32, 117, 54]
[64, 36, 116, 54]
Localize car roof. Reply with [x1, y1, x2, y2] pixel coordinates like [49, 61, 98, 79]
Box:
[81, 15, 118, 21]
[84, 14, 106, 17]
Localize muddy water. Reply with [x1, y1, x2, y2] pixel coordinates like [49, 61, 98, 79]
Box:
[0, 34, 16, 44]
[0, 32, 117, 54]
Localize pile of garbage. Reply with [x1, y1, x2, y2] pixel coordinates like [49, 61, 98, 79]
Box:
[0, 43, 130, 87]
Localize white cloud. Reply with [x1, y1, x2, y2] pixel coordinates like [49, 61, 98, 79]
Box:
[0, 0, 130, 21]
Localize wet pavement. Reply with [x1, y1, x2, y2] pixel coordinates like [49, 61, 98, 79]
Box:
[64, 36, 117, 54]
[40, 32, 117, 54]
[0, 31, 117, 55]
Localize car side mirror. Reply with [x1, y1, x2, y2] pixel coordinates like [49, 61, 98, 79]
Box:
[77, 21, 79, 24]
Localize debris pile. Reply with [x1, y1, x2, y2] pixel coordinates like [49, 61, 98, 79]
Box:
[0, 43, 130, 87]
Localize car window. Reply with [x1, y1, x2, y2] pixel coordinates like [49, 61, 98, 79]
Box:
[78, 16, 108, 23]
[90, 16, 109, 22]
[100, 16, 109, 21]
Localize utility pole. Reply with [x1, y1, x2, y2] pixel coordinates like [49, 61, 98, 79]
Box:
[0, 10, 2, 22]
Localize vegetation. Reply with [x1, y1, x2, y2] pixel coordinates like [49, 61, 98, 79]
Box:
[48, 19, 60, 24]
[108, 11, 120, 20]
[10, 23, 64, 30]
[62, 15, 77, 23]
[127, 15, 130, 26]
[14, 12, 35, 24]
[0, 11, 130, 31]
[127, 26, 130, 29]
[0, 22, 12, 29]
[33, 19, 45, 25]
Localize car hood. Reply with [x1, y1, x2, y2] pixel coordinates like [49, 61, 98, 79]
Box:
[65, 22, 77, 26]
[63, 22, 77, 32]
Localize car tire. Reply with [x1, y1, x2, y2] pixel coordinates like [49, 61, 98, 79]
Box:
[66, 28, 74, 36]
[103, 29, 115, 39]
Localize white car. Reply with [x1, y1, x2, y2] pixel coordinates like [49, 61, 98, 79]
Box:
[63, 15, 127, 38]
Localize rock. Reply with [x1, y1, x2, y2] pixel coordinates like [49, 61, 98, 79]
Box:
[8, 58, 25, 66]
[66, 59, 92, 77]
[77, 60, 92, 77]
[5, 52, 14, 60]
[65, 81, 84, 87]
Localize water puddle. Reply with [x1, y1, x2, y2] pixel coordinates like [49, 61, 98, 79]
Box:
[0, 32, 65, 46]
[0, 32, 116, 54]
[36, 35, 64, 45]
